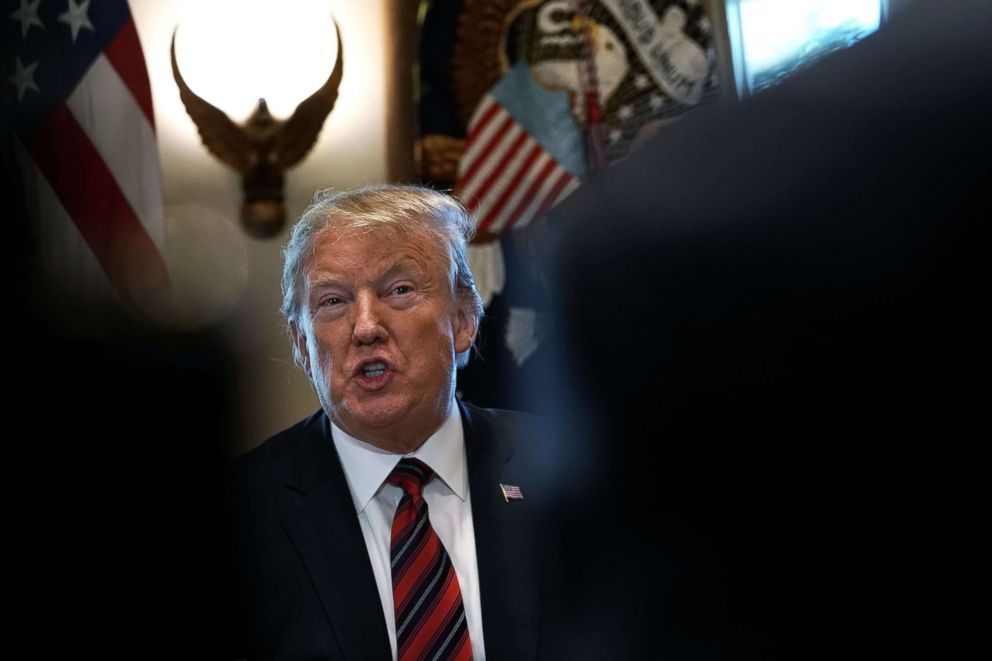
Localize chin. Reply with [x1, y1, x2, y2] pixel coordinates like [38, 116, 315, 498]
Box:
[341, 399, 409, 432]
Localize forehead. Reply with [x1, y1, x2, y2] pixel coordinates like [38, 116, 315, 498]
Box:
[304, 225, 445, 280]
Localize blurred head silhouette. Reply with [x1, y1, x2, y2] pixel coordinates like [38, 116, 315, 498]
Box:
[536, 1, 992, 658]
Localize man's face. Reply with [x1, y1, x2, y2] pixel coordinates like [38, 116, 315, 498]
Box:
[292, 224, 475, 451]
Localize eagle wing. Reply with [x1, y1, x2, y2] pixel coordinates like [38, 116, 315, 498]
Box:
[171, 30, 254, 172]
[274, 20, 344, 169]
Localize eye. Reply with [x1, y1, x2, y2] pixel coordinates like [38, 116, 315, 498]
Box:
[392, 285, 413, 295]
[320, 296, 343, 307]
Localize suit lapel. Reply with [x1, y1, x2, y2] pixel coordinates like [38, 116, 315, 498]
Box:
[462, 402, 541, 661]
[276, 414, 391, 661]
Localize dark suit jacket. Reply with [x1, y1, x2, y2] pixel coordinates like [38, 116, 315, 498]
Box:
[230, 401, 544, 661]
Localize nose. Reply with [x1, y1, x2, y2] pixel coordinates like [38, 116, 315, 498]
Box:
[351, 290, 387, 345]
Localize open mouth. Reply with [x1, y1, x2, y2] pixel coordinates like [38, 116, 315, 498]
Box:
[353, 360, 393, 392]
[353, 360, 393, 390]
[361, 361, 386, 378]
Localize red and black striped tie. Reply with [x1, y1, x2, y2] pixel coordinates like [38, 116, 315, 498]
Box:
[388, 458, 473, 661]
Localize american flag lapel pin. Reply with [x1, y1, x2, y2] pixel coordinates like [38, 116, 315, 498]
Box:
[499, 483, 523, 502]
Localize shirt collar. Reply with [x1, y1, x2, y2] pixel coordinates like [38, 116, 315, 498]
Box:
[330, 406, 467, 513]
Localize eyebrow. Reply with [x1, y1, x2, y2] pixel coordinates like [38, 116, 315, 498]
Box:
[307, 274, 350, 292]
[378, 259, 421, 282]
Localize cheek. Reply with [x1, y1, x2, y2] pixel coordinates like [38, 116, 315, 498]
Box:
[309, 334, 346, 380]
[427, 320, 458, 358]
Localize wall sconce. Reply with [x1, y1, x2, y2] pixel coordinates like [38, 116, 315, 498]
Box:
[170, 18, 343, 238]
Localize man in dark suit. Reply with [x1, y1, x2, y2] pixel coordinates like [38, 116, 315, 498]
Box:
[231, 185, 543, 660]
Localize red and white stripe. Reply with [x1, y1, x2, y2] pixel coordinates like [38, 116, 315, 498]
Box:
[457, 96, 580, 235]
[19, 19, 168, 304]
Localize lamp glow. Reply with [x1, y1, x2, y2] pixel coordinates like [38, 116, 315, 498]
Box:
[174, 0, 339, 121]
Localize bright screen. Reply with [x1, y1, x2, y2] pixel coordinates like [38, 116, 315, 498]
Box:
[735, 0, 883, 93]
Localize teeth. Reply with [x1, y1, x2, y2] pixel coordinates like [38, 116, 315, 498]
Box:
[362, 362, 386, 378]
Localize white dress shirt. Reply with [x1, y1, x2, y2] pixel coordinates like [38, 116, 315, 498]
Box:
[330, 409, 486, 661]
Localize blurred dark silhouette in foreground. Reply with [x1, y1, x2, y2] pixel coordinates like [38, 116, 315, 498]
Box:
[4, 126, 246, 658]
[535, 1, 991, 658]
[9, 313, 246, 659]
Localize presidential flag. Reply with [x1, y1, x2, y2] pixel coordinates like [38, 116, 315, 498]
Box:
[4, 0, 168, 306]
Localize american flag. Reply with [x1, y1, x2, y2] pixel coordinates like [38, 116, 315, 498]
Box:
[457, 61, 585, 235]
[499, 483, 524, 502]
[4, 0, 168, 305]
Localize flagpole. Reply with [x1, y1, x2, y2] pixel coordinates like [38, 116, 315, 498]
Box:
[575, 0, 607, 174]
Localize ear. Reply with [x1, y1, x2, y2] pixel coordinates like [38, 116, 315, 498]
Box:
[290, 319, 312, 378]
[453, 303, 478, 355]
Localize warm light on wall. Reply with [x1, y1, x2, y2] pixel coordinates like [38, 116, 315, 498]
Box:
[170, 3, 344, 237]
[132, 0, 389, 217]
[173, 0, 339, 121]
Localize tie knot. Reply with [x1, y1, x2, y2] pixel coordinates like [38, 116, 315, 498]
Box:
[387, 458, 434, 497]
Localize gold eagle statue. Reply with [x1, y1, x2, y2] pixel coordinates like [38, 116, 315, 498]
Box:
[171, 22, 344, 238]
